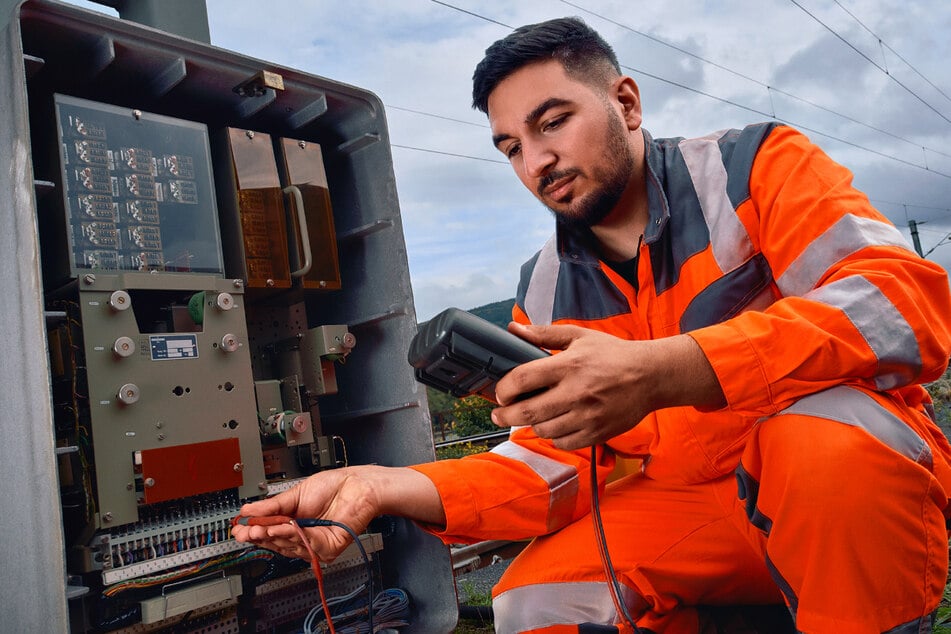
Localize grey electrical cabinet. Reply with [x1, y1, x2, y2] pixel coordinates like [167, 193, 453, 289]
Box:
[0, 1, 456, 632]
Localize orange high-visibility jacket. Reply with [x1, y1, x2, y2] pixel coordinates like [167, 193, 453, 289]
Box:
[411, 123, 951, 544]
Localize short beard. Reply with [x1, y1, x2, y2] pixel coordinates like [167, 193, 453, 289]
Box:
[546, 107, 635, 229]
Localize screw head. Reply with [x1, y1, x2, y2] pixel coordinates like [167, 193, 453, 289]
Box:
[132, 109, 142, 120]
[298, 140, 306, 149]
[233, 463, 245, 472]
[82, 274, 96, 285]
[245, 130, 255, 139]
[103, 512, 113, 522]
[216, 293, 234, 311]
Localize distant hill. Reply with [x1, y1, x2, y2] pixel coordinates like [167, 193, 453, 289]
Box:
[469, 298, 516, 328]
[418, 298, 516, 329]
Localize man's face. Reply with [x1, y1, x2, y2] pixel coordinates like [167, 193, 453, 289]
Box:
[487, 59, 638, 228]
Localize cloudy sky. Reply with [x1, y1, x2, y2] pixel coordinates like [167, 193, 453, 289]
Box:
[71, 0, 951, 321]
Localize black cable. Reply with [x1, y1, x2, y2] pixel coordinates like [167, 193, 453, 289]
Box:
[296, 518, 375, 634]
[790, 0, 951, 127]
[428, 0, 951, 178]
[590, 445, 641, 633]
[834, 0, 951, 104]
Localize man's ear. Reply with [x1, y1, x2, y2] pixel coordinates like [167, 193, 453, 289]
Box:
[615, 76, 643, 131]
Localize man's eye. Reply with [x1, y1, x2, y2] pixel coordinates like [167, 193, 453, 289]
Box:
[505, 144, 521, 159]
[543, 115, 566, 132]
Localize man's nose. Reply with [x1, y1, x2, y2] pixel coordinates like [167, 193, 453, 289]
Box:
[521, 141, 556, 179]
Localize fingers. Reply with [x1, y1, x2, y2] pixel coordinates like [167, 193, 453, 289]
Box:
[233, 521, 348, 562]
[237, 488, 295, 520]
[507, 321, 585, 350]
[492, 391, 593, 448]
[492, 385, 562, 427]
[495, 354, 561, 406]
[531, 411, 598, 450]
[495, 323, 595, 406]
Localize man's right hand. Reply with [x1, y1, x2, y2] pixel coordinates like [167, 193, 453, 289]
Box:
[230, 465, 445, 561]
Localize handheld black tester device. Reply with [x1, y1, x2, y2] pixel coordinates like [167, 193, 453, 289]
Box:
[407, 307, 549, 402]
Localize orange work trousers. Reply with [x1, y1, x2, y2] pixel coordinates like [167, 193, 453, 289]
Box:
[491, 390, 949, 633]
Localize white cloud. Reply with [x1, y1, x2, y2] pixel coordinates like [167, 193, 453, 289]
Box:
[62, 0, 951, 316]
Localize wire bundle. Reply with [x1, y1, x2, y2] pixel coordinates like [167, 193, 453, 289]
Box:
[302, 587, 410, 634]
[102, 548, 273, 597]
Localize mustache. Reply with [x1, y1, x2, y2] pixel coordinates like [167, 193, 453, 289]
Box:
[537, 168, 581, 197]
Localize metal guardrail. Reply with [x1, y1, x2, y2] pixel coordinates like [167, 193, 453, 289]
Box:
[434, 430, 510, 450]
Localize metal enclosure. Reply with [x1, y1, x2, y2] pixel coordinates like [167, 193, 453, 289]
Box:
[0, 0, 456, 632]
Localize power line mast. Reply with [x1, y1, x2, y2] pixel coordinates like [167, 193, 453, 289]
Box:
[908, 219, 924, 257]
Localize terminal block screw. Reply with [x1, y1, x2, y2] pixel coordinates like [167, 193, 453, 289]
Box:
[220, 334, 239, 352]
[82, 274, 96, 285]
[117, 383, 140, 405]
[132, 109, 142, 120]
[233, 463, 244, 473]
[246, 130, 255, 139]
[113, 336, 135, 358]
[109, 290, 131, 311]
[103, 512, 113, 522]
[215, 293, 234, 311]
[298, 140, 306, 149]
[233, 279, 243, 288]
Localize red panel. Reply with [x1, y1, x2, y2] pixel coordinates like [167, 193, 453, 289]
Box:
[139, 438, 243, 504]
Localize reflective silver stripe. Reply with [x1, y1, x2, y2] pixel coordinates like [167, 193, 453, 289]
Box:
[491, 440, 579, 531]
[523, 235, 558, 326]
[493, 580, 642, 633]
[808, 275, 921, 390]
[781, 386, 932, 470]
[678, 132, 755, 272]
[777, 214, 912, 297]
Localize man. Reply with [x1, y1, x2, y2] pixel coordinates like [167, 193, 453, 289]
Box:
[232, 17, 951, 633]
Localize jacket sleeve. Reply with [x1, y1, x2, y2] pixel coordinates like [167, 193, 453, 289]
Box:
[409, 432, 614, 543]
[408, 304, 616, 544]
[689, 125, 951, 416]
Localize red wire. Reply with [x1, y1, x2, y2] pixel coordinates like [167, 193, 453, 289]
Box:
[234, 515, 337, 634]
[290, 520, 337, 634]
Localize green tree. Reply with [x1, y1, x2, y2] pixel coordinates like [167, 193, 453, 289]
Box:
[926, 366, 951, 438]
[426, 386, 457, 441]
[452, 395, 497, 437]
[926, 366, 951, 633]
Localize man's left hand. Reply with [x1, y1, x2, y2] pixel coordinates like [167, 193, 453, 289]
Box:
[490, 323, 725, 450]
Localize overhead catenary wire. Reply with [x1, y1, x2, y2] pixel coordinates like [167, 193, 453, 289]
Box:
[559, 0, 951, 162]
[624, 64, 951, 179]
[831, 0, 951, 107]
[422, 0, 951, 184]
[390, 143, 506, 164]
[415, 0, 951, 253]
[789, 0, 951, 126]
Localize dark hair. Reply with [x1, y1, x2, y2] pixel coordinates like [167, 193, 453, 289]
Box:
[472, 17, 621, 113]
